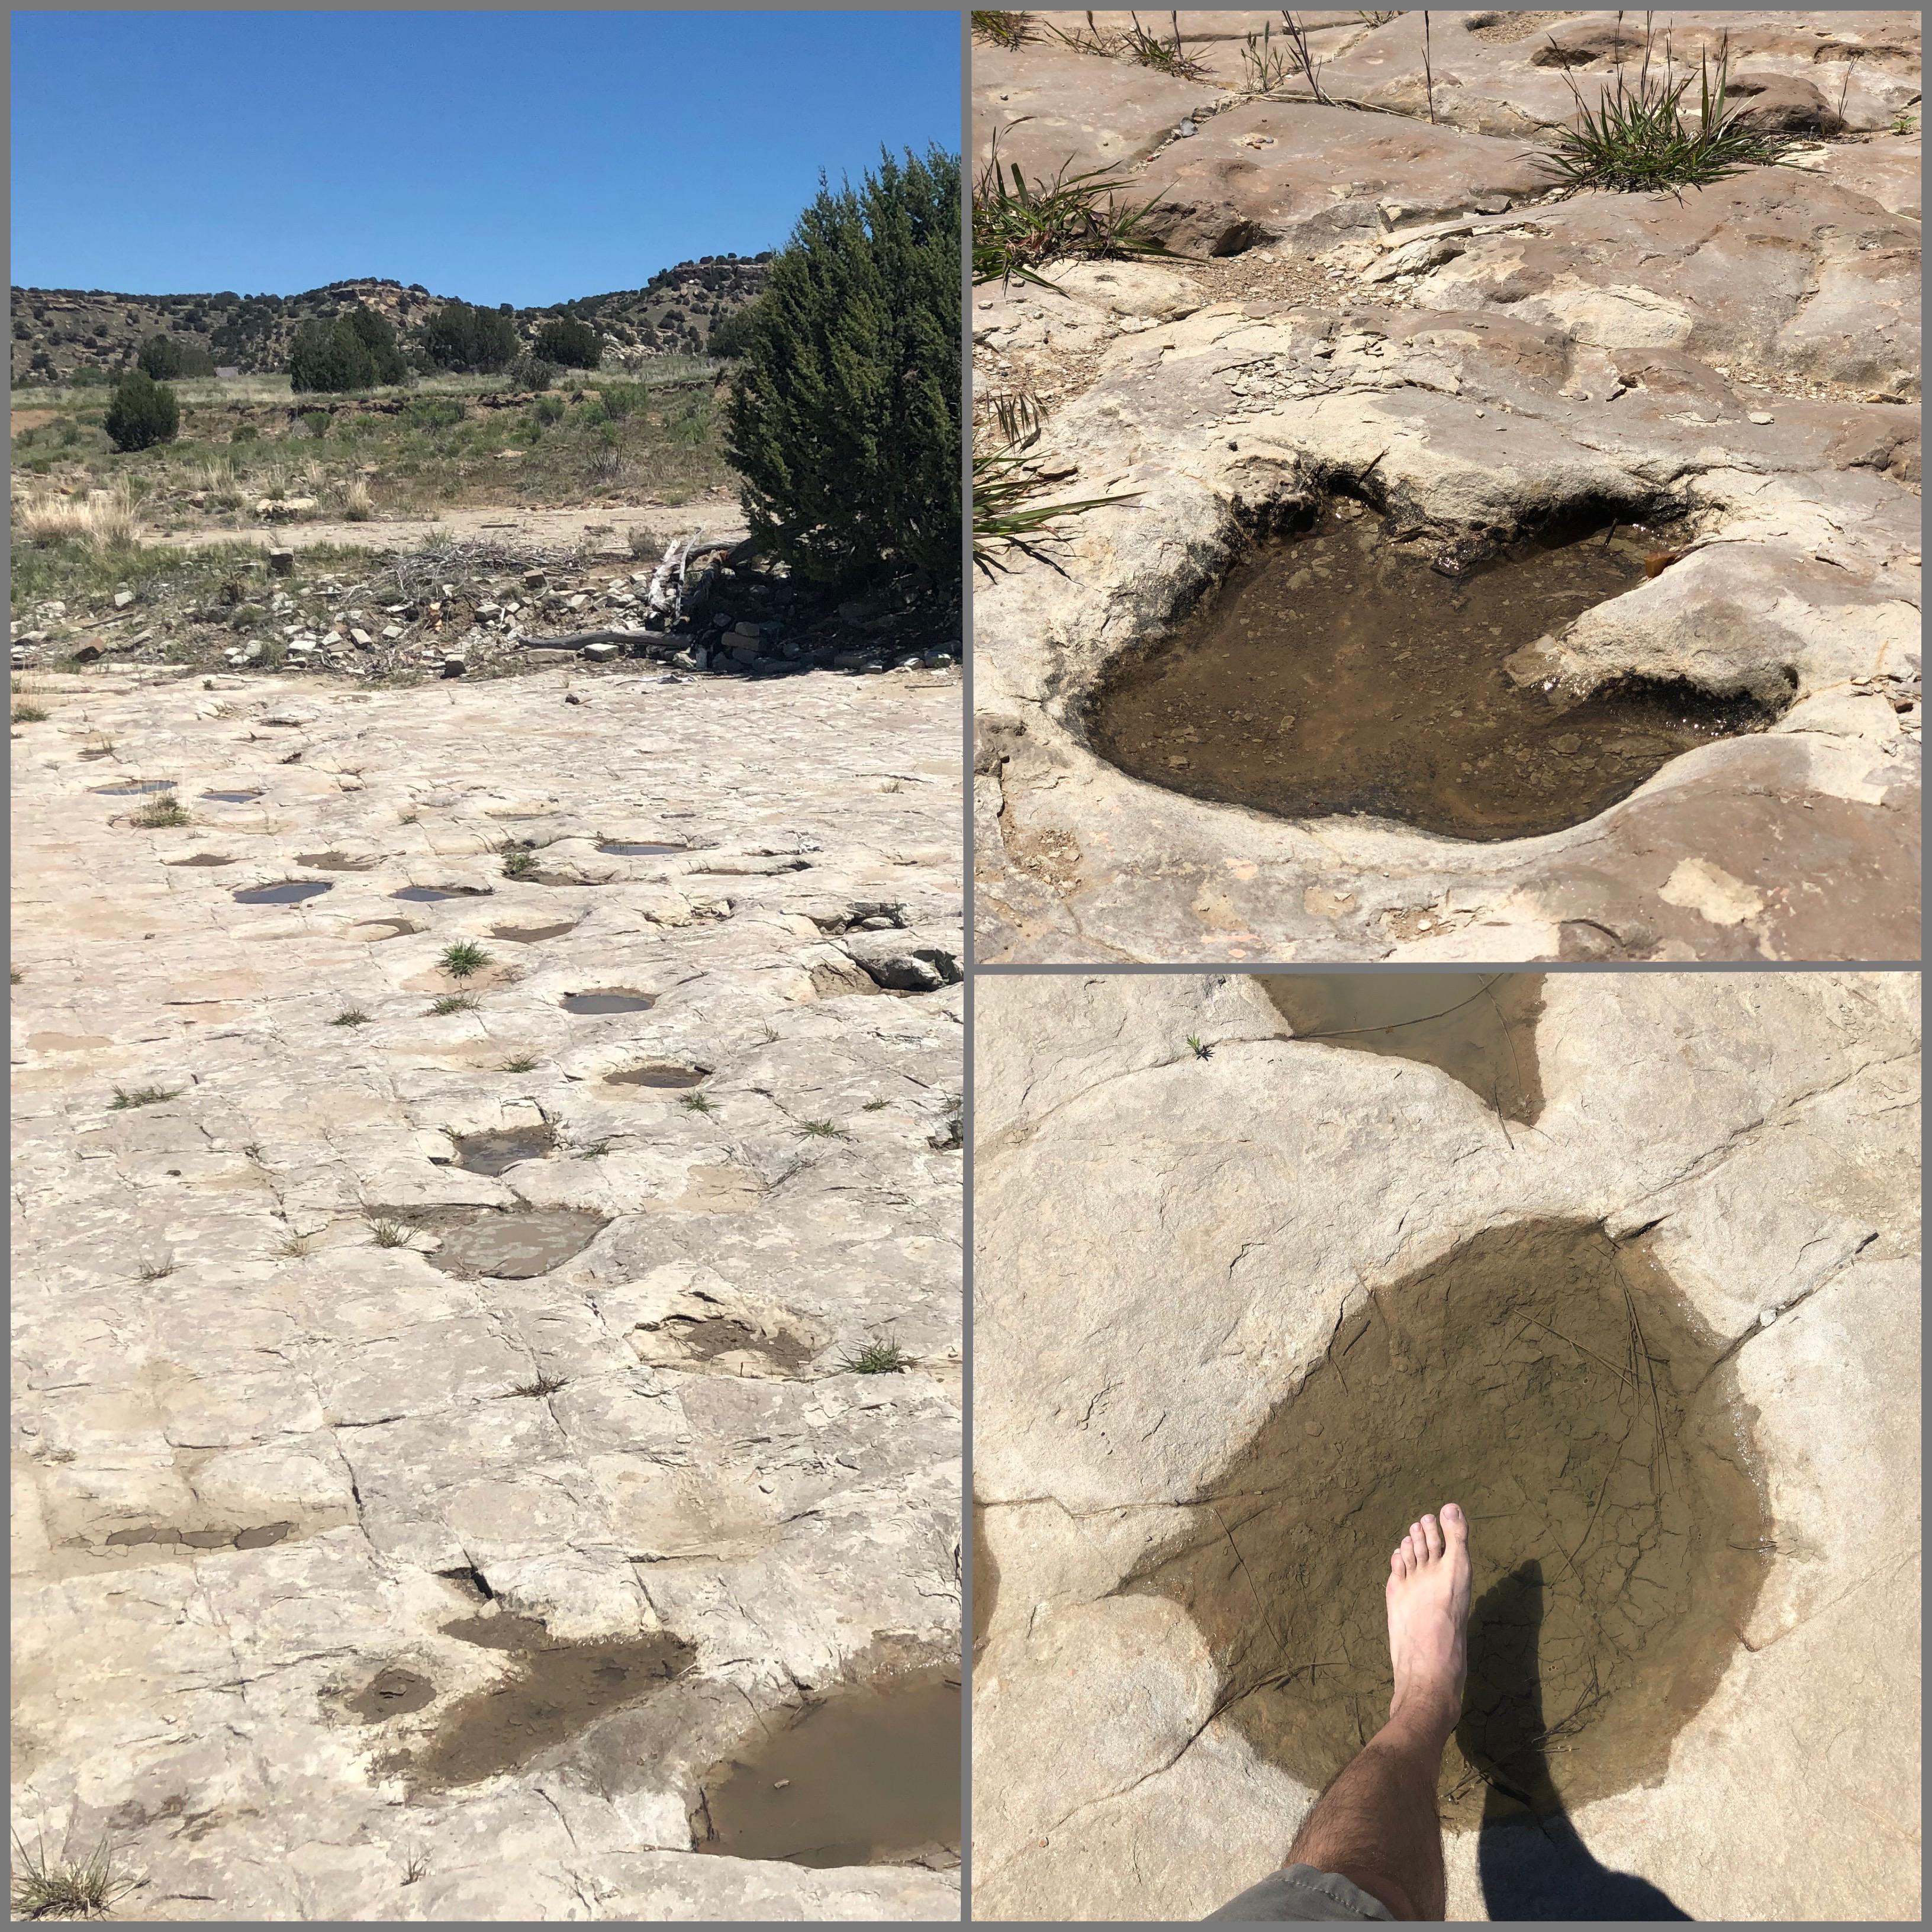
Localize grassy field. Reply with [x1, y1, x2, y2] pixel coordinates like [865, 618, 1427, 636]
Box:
[11, 359, 735, 537]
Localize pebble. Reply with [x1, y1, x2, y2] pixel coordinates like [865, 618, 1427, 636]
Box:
[1748, 411, 1775, 425]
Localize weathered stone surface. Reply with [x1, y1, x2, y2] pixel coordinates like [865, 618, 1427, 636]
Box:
[972, 971, 1920, 1922]
[974, 41, 1223, 179]
[11, 665, 962, 1918]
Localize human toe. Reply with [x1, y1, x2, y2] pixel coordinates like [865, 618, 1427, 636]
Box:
[1421, 1513, 1444, 1560]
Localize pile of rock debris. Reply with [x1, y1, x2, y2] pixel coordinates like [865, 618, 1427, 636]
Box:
[12, 534, 960, 683]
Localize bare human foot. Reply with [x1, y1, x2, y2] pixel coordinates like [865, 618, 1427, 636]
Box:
[1385, 1503, 1471, 1749]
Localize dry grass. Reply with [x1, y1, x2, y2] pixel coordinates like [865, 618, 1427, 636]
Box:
[14, 481, 138, 547]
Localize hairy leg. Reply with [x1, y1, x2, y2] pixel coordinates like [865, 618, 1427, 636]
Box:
[1287, 1505, 1471, 1921]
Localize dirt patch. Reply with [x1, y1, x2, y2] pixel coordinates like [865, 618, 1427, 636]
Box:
[1258, 973, 1544, 1124]
[405, 1205, 608, 1279]
[295, 851, 381, 871]
[1084, 504, 1787, 842]
[633, 1313, 814, 1379]
[695, 1667, 961, 1868]
[1123, 1220, 1770, 1822]
[348, 1667, 436, 1722]
[165, 854, 236, 868]
[380, 1626, 694, 1791]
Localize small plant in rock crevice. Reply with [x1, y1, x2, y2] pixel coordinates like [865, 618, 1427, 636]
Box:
[974, 389, 1139, 577]
[797, 1117, 849, 1139]
[439, 940, 490, 978]
[11, 1829, 136, 1921]
[430, 993, 479, 1016]
[499, 1052, 542, 1073]
[499, 847, 539, 881]
[111, 1084, 179, 1110]
[330, 1009, 371, 1028]
[973, 129, 1172, 288]
[511, 1370, 569, 1398]
[13, 703, 49, 723]
[1187, 1033, 1214, 1060]
[839, 1328, 915, 1375]
[680, 1091, 716, 1113]
[369, 1218, 413, 1250]
[1116, 12, 1210, 79]
[1530, 30, 1795, 195]
[131, 796, 190, 829]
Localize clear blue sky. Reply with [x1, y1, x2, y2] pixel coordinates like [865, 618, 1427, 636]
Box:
[11, 9, 961, 303]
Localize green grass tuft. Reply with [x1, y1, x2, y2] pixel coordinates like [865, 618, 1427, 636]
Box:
[500, 1052, 542, 1073]
[110, 1083, 179, 1109]
[440, 939, 490, 978]
[499, 847, 539, 881]
[12, 703, 49, 723]
[973, 128, 1173, 289]
[130, 794, 189, 829]
[971, 10, 1038, 49]
[680, 1091, 716, 1113]
[797, 1117, 849, 1139]
[330, 1009, 371, 1028]
[369, 1218, 413, 1249]
[430, 993, 478, 1016]
[1531, 35, 1793, 195]
[839, 1328, 914, 1375]
[11, 1830, 134, 1921]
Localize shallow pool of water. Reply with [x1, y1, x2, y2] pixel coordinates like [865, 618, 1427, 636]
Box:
[415, 1205, 607, 1279]
[234, 881, 333, 906]
[597, 840, 687, 856]
[605, 1062, 708, 1089]
[92, 779, 176, 797]
[394, 884, 488, 903]
[697, 1669, 961, 1869]
[562, 990, 656, 1015]
[202, 790, 264, 803]
[1086, 507, 1783, 841]
[452, 1125, 556, 1177]
[297, 851, 380, 871]
[492, 921, 579, 944]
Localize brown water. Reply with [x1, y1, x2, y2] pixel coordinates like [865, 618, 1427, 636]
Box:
[1086, 508, 1783, 841]
[605, 1062, 709, 1090]
[696, 1669, 961, 1869]
[1123, 1221, 1769, 1821]
[234, 881, 332, 905]
[451, 1125, 556, 1177]
[1258, 973, 1544, 1123]
[410, 1206, 608, 1279]
[562, 990, 656, 1015]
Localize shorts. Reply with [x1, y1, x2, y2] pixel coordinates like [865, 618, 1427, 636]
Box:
[1203, 1863, 1398, 1922]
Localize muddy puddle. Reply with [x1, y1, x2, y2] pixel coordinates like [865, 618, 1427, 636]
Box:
[1085, 506, 1785, 841]
[1259, 973, 1544, 1124]
[450, 1125, 555, 1177]
[394, 884, 488, 902]
[407, 1205, 607, 1279]
[492, 920, 579, 944]
[166, 854, 236, 868]
[562, 990, 655, 1014]
[370, 1618, 695, 1789]
[597, 840, 686, 856]
[696, 1669, 961, 1869]
[233, 881, 332, 906]
[606, 1062, 709, 1090]
[1124, 1221, 1769, 1821]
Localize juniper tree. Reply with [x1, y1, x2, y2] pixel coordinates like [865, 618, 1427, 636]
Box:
[726, 146, 960, 597]
[104, 368, 180, 450]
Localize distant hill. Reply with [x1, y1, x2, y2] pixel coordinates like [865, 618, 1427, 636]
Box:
[9, 256, 772, 385]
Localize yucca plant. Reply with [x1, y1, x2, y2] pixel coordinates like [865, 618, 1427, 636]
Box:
[973, 127, 1173, 288]
[974, 392, 1139, 578]
[1532, 27, 1792, 195]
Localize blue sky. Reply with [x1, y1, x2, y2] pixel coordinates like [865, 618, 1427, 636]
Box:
[11, 10, 961, 302]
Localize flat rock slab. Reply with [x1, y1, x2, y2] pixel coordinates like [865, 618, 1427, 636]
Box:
[11, 666, 963, 1919]
[971, 971, 1920, 1923]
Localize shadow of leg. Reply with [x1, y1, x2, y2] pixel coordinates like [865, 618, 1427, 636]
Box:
[1461, 1561, 1690, 1922]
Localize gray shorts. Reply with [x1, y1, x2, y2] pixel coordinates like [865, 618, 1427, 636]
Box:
[1203, 1864, 1397, 1923]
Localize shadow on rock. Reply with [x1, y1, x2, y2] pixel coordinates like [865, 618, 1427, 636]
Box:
[1462, 1561, 1690, 1923]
